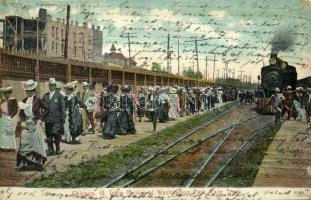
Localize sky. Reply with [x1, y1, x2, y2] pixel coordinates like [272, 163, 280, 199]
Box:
[0, 0, 310, 82]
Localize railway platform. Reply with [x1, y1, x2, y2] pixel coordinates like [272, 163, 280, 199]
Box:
[254, 120, 311, 187]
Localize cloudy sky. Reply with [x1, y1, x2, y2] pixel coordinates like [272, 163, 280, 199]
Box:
[0, 0, 310, 81]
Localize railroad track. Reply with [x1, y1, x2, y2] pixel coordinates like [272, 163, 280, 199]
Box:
[104, 102, 271, 188]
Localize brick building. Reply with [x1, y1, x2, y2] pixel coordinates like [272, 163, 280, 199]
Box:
[103, 43, 137, 67]
[2, 8, 103, 63]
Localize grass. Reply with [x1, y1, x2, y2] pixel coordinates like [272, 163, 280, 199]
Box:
[212, 124, 279, 187]
[28, 102, 236, 187]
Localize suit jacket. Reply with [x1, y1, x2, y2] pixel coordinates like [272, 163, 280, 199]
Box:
[19, 96, 49, 121]
[42, 91, 66, 123]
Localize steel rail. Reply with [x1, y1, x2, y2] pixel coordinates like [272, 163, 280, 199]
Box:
[205, 119, 274, 187]
[184, 112, 247, 187]
[120, 113, 264, 188]
[104, 101, 238, 187]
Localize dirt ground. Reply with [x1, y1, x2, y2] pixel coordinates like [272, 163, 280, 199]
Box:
[0, 103, 227, 186]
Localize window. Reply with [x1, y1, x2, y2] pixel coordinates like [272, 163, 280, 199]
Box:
[74, 46, 77, 56]
[52, 41, 54, 50]
[52, 26, 54, 37]
[55, 27, 58, 39]
[55, 43, 57, 53]
[61, 44, 64, 54]
[61, 29, 64, 39]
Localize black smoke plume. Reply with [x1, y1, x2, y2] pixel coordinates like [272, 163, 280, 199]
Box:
[271, 29, 296, 54]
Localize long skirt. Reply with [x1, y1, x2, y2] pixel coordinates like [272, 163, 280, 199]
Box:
[63, 110, 72, 142]
[17, 118, 47, 167]
[0, 115, 17, 150]
[119, 109, 136, 134]
[102, 110, 121, 138]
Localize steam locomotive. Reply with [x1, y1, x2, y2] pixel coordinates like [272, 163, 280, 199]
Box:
[257, 53, 297, 113]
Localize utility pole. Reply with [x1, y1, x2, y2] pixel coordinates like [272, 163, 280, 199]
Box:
[205, 56, 208, 79]
[35, 17, 39, 83]
[127, 32, 131, 67]
[167, 34, 170, 73]
[217, 69, 220, 79]
[213, 55, 216, 82]
[121, 32, 136, 67]
[64, 5, 70, 59]
[238, 70, 244, 81]
[194, 37, 199, 75]
[177, 36, 180, 76]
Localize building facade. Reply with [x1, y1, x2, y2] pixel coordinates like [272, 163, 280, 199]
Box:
[2, 8, 103, 63]
[103, 43, 137, 67]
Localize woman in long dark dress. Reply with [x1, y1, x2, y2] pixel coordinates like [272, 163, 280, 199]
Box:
[63, 82, 83, 143]
[102, 85, 121, 139]
[16, 80, 48, 171]
[119, 85, 136, 134]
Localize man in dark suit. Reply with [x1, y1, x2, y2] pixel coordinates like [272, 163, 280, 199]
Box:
[42, 78, 66, 156]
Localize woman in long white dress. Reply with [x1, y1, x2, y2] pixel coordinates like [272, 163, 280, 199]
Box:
[16, 80, 48, 171]
[0, 86, 18, 151]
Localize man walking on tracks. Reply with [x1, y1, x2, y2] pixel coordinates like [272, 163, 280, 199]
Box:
[283, 85, 293, 120]
[269, 87, 284, 125]
[42, 78, 66, 155]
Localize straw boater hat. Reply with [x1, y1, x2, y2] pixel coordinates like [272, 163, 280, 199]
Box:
[64, 82, 75, 90]
[56, 81, 63, 89]
[82, 81, 90, 87]
[170, 87, 177, 94]
[0, 85, 13, 93]
[48, 78, 57, 85]
[275, 87, 280, 92]
[22, 80, 38, 91]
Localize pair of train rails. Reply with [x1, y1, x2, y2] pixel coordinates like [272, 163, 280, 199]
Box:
[104, 102, 273, 187]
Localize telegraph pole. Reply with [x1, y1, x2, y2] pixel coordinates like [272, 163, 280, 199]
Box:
[213, 55, 216, 82]
[177, 36, 180, 76]
[64, 5, 70, 59]
[35, 17, 39, 83]
[194, 37, 199, 75]
[127, 32, 131, 67]
[205, 56, 208, 79]
[121, 32, 136, 67]
[167, 34, 170, 73]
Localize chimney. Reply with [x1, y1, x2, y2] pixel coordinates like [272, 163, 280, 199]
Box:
[83, 22, 88, 28]
[92, 24, 95, 30]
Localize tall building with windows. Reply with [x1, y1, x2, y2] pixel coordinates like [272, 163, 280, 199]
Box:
[2, 8, 103, 63]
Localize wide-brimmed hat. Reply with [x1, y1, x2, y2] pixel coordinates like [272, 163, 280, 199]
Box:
[56, 81, 63, 89]
[170, 87, 177, 94]
[107, 85, 113, 92]
[0, 85, 12, 93]
[121, 85, 131, 93]
[82, 81, 90, 87]
[286, 85, 292, 90]
[22, 80, 38, 91]
[275, 87, 280, 92]
[112, 85, 119, 93]
[64, 82, 75, 89]
[48, 78, 57, 85]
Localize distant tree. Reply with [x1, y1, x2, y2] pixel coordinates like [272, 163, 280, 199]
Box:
[182, 67, 203, 79]
[151, 62, 162, 71]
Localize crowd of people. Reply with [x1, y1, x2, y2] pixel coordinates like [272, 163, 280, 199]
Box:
[0, 78, 239, 171]
[268, 86, 311, 126]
